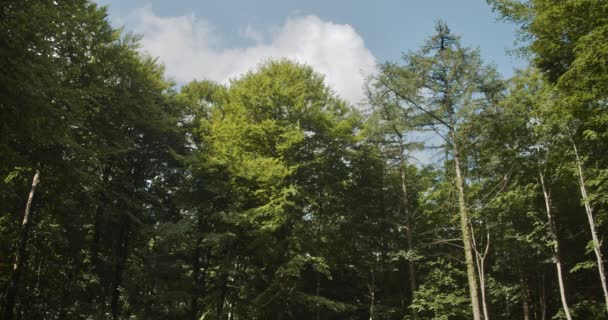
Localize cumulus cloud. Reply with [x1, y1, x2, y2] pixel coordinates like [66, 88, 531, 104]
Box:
[125, 6, 377, 104]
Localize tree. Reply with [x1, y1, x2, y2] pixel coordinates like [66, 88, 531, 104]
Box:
[490, 0, 608, 314]
[1, 2, 186, 319]
[179, 60, 363, 319]
[365, 71, 428, 320]
[488, 0, 608, 97]
[371, 21, 503, 320]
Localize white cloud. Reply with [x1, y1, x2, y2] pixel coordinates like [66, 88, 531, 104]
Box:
[125, 6, 377, 104]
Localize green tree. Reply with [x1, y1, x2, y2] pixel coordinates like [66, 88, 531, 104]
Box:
[1, 1, 186, 319]
[490, 1, 608, 312]
[371, 21, 503, 320]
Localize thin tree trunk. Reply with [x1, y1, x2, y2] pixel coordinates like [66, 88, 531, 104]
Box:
[451, 132, 482, 320]
[92, 194, 108, 320]
[368, 266, 375, 320]
[217, 273, 228, 319]
[478, 257, 489, 320]
[519, 266, 531, 320]
[191, 237, 202, 320]
[110, 214, 130, 320]
[3, 168, 41, 320]
[472, 228, 490, 320]
[315, 197, 323, 320]
[191, 210, 208, 320]
[405, 226, 417, 312]
[540, 271, 547, 320]
[538, 170, 572, 320]
[34, 256, 43, 296]
[399, 139, 418, 320]
[316, 273, 321, 320]
[571, 140, 608, 312]
[92, 165, 112, 320]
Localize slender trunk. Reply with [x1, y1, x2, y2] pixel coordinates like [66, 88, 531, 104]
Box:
[226, 300, 233, 320]
[93, 166, 110, 319]
[316, 273, 321, 320]
[92, 196, 108, 320]
[405, 227, 417, 314]
[538, 170, 572, 320]
[451, 132, 482, 320]
[110, 214, 130, 320]
[34, 256, 43, 296]
[399, 139, 418, 320]
[477, 256, 489, 320]
[315, 198, 323, 320]
[519, 268, 531, 320]
[472, 225, 491, 320]
[191, 211, 208, 320]
[540, 272, 546, 320]
[522, 286, 531, 320]
[571, 141, 608, 312]
[3, 168, 41, 320]
[217, 273, 228, 319]
[191, 238, 202, 320]
[368, 266, 375, 320]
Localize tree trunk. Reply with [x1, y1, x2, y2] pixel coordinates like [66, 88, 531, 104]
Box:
[92, 166, 110, 320]
[92, 195, 108, 320]
[538, 170, 572, 320]
[110, 214, 130, 320]
[191, 210, 208, 320]
[3, 168, 41, 320]
[540, 271, 547, 320]
[477, 255, 490, 320]
[399, 139, 418, 320]
[451, 132, 482, 320]
[472, 225, 491, 320]
[316, 273, 321, 320]
[571, 141, 608, 312]
[315, 198, 323, 320]
[217, 273, 228, 319]
[191, 237, 202, 320]
[405, 226, 418, 316]
[368, 266, 375, 320]
[519, 267, 531, 320]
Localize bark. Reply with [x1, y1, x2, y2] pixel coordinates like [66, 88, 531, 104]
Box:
[191, 211, 208, 320]
[3, 168, 41, 320]
[398, 139, 418, 320]
[478, 257, 489, 320]
[472, 228, 490, 320]
[92, 195, 108, 320]
[540, 271, 547, 320]
[538, 170, 572, 320]
[316, 273, 321, 320]
[191, 237, 203, 320]
[571, 141, 608, 312]
[451, 131, 482, 320]
[315, 198, 323, 320]
[110, 214, 131, 320]
[92, 165, 111, 319]
[368, 266, 375, 320]
[217, 273, 228, 319]
[519, 267, 531, 320]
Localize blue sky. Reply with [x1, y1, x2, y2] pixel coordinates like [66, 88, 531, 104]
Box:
[97, 0, 526, 103]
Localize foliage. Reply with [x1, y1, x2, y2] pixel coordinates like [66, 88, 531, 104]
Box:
[1, 1, 608, 320]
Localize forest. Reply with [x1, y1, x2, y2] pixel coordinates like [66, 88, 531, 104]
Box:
[1, 0, 607, 319]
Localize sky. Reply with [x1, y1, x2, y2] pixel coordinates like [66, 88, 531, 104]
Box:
[95, 0, 526, 105]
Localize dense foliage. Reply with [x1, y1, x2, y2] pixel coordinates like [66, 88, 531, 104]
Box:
[1, 1, 607, 319]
